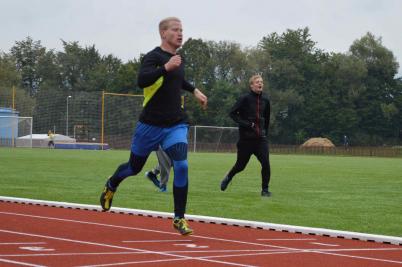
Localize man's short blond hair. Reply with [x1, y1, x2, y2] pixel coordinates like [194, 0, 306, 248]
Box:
[249, 74, 263, 85]
[159, 17, 181, 32]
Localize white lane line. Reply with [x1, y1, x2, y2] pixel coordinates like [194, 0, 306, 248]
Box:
[0, 242, 47, 245]
[310, 242, 339, 247]
[0, 211, 298, 250]
[78, 247, 401, 267]
[122, 239, 192, 243]
[258, 241, 318, 243]
[77, 258, 186, 267]
[0, 251, 148, 257]
[3, 247, 400, 258]
[2, 211, 402, 266]
[174, 244, 209, 249]
[0, 229, 255, 267]
[313, 251, 402, 265]
[2, 196, 402, 246]
[19, 246, 55, 252]
[0, 258, 47, 267]
[0, 211, 177, 236]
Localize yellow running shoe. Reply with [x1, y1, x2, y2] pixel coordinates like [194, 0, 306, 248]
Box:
[100, 182, 115, 211]
[173, 218, 193, 235]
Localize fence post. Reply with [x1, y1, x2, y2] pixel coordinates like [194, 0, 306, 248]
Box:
[193, 125, 197, 153]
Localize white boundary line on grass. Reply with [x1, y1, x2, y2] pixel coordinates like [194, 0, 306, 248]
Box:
[1, 196, 401, 246]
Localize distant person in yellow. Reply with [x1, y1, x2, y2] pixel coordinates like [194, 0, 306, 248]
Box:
[47, 130, 55, 148]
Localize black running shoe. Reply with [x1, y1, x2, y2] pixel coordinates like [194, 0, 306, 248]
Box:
[145, 171, 160, 188]
[261, 190, 272, 197]
[220, 175, 232, 191]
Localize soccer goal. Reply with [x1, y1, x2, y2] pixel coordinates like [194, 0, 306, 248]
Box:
[0, 116, 33, 148]
[189, 125, 238, 152]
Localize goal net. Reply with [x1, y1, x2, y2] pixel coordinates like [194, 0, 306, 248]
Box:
[102, 92, 143, 149]
[189, 125, 238, 152]
[0, 116, 33, 148]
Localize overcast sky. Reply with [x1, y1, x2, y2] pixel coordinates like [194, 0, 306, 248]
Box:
[1, 0, 401, 76]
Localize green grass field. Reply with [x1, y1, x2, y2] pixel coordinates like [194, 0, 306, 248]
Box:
[1, 147, 401, 237]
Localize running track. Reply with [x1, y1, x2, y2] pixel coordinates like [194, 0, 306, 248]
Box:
[0, 197, 401, 267]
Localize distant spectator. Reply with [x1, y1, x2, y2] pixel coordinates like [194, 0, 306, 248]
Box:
[343, 135, 349, 148]
[48, 130, 55, 148]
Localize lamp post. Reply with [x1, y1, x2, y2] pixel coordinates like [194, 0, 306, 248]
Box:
[66, 95, 72, 136]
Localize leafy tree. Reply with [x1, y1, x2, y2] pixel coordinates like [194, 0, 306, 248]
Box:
[258, 28, 322, 143]
[180, 38, 215, 89]
[57, 41, 101, 91]
[0, 52, 21, 87]
[350, 32, 400, 144]
[210, 41, 249, 86]
[10, 37, 47, 96]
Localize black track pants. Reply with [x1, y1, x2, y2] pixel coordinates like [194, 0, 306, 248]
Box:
[227, 138, 271, 190]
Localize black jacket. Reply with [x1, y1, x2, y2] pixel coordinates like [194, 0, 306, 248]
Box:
[137, 47, 194, 127]
[229, 90, 270, 140]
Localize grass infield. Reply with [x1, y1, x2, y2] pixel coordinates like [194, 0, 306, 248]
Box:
[1, 147, 401, 237]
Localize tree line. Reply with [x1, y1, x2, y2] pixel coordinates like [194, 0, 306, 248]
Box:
[0, 28, 401, 146]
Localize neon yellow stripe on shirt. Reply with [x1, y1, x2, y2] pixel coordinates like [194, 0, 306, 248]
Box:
[143, 76, 164, 107]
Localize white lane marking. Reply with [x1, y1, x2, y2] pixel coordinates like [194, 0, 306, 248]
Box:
[2, 196, 402, 246]
[0, 242, 46, 245]
[0, 258, 47, 267]
[174, 244, 209, 249]
[2, 247, 401, 258]
[0, 211, 312, 250]
[258, 241, 318, 243]
[19, 246, 55, 252]
[2, 211, 402, 265]
[122, 239, 192, 243]
[0, 251, 148, 257]
[0, 229, 255, 267]
[312, 250, 402, 265]
[0, 211, 177, 236]
[78, 258, 186, 267]
[310, 242, 340, 247]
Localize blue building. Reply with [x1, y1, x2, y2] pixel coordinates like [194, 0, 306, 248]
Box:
[0, 107, 19, 146]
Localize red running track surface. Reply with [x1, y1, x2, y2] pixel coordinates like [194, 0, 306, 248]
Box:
[0, 201, 402, 267]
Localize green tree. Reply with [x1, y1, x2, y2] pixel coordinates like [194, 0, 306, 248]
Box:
[350, 32, 400, 144]
[57, 41, 101, 91]
[10, 37, 47, 96]
[0, 52, 20, 88]
[109, 59, 141, 94]
[258, 28, 322, 143]
[180, 38, 215, 89]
